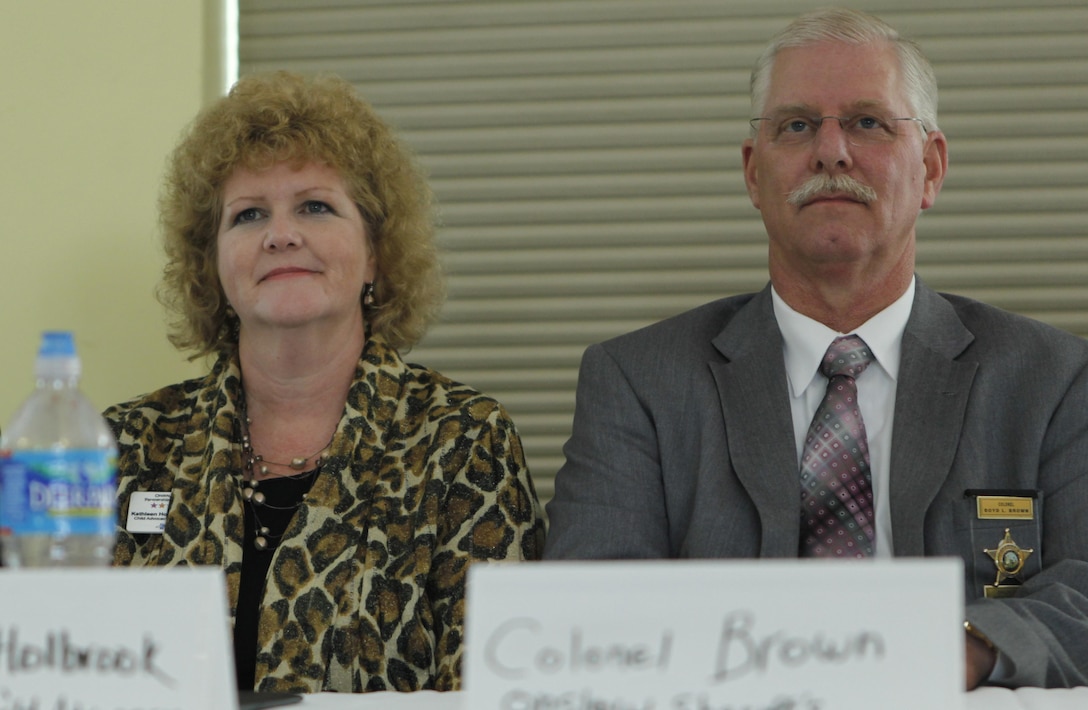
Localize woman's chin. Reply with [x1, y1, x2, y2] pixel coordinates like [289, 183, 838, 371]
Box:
[242, 301, 363, 335]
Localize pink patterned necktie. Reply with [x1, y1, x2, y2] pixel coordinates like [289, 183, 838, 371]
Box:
[799, 335, 876, 558]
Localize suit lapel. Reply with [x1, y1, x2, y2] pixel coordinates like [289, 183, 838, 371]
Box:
[890, 283, 977, 555]
[710, 287, 801, 557]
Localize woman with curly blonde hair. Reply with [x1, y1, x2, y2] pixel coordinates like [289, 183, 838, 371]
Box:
[159, 70, 443, 355]
[106, 71, 544, 693]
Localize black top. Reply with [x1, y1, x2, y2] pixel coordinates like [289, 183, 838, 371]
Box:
[234, 471, 319, 690]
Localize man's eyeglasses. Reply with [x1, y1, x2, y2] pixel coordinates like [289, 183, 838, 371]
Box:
[749, 113, 927, 146]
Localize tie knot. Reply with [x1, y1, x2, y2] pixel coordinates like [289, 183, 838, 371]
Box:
[820, 335, 873, 380]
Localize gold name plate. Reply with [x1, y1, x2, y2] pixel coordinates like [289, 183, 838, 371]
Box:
[976, 496, 1034, 520]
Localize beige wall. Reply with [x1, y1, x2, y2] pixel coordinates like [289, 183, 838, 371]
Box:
[0, 1, 215, 421]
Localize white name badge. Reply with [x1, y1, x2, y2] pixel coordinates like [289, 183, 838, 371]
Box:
[0, 567, 237, 710]
[126, 491, 172, 533]
[465, 559, 964, 710]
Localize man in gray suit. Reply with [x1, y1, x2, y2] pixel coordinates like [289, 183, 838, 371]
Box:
[545, 7, 1088, 690]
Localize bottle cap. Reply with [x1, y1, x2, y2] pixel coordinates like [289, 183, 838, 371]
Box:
[35, 331, 81, 380]
[39, 331, 77, 357]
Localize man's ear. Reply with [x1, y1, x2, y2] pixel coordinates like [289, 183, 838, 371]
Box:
[920, 130, 948, 210]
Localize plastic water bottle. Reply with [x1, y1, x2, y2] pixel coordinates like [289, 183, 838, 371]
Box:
[0, 331, 118, 566]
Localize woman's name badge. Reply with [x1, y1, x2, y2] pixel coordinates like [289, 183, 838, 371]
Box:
[126, 491, 172, 533]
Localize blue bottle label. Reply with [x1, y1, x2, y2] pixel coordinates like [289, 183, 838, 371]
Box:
[0, 450, 117, 536]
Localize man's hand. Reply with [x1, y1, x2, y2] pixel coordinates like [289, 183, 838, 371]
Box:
[965, 630, 998, 690]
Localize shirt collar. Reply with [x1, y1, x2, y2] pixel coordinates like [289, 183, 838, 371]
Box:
[772, 276, 915, 398]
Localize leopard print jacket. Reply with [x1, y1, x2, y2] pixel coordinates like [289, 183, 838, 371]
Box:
[105, 335, 545, 692]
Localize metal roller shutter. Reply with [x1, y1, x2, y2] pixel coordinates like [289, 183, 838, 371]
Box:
[239, 0, 1088, 504]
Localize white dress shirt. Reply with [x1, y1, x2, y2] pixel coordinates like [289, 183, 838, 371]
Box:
[771, 277, 916, 558]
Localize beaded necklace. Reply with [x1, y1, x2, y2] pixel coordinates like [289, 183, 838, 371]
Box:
[238, 396, 333, 551]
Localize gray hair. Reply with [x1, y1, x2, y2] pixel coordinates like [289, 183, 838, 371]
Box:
[750, 7, 939, 132]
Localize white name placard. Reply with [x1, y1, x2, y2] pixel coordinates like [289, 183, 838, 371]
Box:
[0, 567, 237, 710]
[465, 559, 964, 710]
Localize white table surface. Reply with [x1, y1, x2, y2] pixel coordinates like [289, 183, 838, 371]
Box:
[296, 687, 1088, 710]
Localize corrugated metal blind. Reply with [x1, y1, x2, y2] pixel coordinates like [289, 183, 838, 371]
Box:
[238, 0, 1088, 503]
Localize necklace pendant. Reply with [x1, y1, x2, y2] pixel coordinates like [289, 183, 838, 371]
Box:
[251, 491, 266, 506]
[290, 456, 307, 470]
[254, 535, 269, 551]
[242, 487, 254, 502]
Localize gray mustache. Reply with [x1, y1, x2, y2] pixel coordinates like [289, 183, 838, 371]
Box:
[786, 175, 877, 206]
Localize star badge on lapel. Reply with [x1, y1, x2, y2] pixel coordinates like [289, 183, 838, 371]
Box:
[983, 528, 1034, 589]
